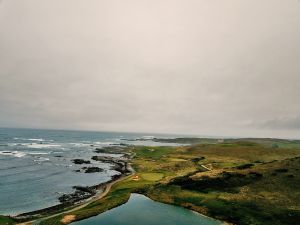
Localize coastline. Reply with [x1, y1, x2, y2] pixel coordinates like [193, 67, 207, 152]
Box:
[11, 147, 135, 222]
[15, 174, 125, 219]
[26, 145, 229, 225]
[15, 172, 134, 225]
[3, 139, 300, 225]
[12, 166, 225, 225]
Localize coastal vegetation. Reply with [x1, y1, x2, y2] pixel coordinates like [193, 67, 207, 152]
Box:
[0, 216, 16, 225]
[1, 138, 300, 225]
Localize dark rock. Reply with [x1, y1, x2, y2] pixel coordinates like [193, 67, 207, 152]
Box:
[111, 174, 122, 180]
[58, 189, 93, 203]
[73, 186, 96, 194]
[72, 159, 91, 164]
[91, 155, 131, 174]
[83, 167, 103, 173]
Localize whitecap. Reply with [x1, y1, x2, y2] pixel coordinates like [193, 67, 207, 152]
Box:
[15, 152, 26, 157]
[8, 143, 20, 146]
[13, 137, 54, 142]
[27, 138, 44, 141]
[28, 152, 50, 155]
[141, 136, 155, 139]
[33, 157, 50, 162]
[93, 141, 115, 145]
[69, 143, 91, 147]
[0, 151, 26, 157]
[25, 143, 61, 149]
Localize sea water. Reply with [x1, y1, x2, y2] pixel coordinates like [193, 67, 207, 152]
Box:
[0, 128, 179, 215]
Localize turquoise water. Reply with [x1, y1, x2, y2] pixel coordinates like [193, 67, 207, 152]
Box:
[73, 194, 222, 225]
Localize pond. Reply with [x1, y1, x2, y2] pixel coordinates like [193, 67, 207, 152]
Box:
[72, 194, 223, 225]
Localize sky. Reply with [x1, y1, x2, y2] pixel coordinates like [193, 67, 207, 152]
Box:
[0, 0, 300, 139]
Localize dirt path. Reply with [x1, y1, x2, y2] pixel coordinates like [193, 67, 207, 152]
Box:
[200, 164, 212, 171]
[17, 174, 133, 225]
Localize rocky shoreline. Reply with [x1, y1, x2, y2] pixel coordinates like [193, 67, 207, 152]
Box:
[16, 174, 124, 220]
[91, 155, 133, 175]
[15, 146, 133, 221]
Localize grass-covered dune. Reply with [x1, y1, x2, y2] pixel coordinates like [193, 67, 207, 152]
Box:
[2, 138, 300, 225]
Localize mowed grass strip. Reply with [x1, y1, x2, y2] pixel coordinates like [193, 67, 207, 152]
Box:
[140, 173, 164, 181]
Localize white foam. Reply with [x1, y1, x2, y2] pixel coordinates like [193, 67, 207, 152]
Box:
[27, 138, 45, 141]
[8, 143, 22, 146]
[70, 143, 91, 147]
[28, 152, 50, 155]
[33, 157, 50, 162]
[26, 143, 61, 149]
[93, 141, 114, 145]
[13, 137, 54, 142]
[15, 152, 26, 157]
[0, 151, 26, 158]
[141, 136, 155, 139]
[52, 151, 64, 154]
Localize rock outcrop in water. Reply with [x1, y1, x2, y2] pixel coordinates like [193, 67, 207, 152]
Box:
[83, 167, 104, 173]
[74, 166, 104, 173]
[91, 155, 132, 175]
[58, 186, 96, 203]
[72, 159, 91, 164]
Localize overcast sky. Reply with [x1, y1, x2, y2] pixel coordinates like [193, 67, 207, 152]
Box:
[0, 0, 300, 138]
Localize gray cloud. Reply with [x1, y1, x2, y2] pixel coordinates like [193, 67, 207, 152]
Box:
[0, 0, 300, 138]
[258, 116, 300, 130]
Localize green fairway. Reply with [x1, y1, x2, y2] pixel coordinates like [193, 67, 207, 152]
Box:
[140, 173, 164, 181]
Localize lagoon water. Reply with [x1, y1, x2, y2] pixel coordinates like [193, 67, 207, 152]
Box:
[73, 194, 222, 225]
[0, 128, 180, 215]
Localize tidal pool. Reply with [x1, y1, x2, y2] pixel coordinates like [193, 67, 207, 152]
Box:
[72, 194, 223, 225]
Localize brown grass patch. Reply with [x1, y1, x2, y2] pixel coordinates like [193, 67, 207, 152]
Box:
[61, 215, 76, 224]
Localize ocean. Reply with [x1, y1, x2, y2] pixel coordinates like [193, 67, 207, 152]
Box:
[0, 128, 179, 215]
